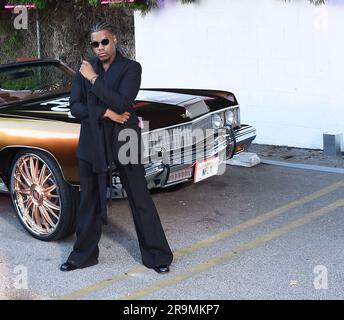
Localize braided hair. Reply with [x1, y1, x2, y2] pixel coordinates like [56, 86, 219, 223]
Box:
[90, 21, 117, 35]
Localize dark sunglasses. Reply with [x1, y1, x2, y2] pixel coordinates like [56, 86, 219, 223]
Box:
[90, 38, 110, 48]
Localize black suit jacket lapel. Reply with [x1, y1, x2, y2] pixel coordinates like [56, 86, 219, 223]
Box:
[104, 51, 128, 86]
[88, 50, 128, 92]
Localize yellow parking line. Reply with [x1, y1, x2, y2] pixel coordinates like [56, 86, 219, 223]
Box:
[119, 199, 344, 300]
[173, 179, 344, 258]
[58, 265, 147, 300]
[59, 179, 344, 300]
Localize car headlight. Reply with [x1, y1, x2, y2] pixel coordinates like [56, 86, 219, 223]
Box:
[212, 113, 224, 129]
[225, 110, 235, 126]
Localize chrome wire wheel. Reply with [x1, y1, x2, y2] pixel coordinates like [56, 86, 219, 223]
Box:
[10, 153, 61, 237]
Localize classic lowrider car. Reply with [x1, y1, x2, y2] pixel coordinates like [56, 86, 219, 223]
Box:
[0, 59, 256, 241]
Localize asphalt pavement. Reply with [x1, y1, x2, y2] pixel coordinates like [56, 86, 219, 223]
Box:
[0, 144, 343, 300]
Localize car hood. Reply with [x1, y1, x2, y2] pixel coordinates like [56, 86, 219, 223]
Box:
[0, 90, 232, 130]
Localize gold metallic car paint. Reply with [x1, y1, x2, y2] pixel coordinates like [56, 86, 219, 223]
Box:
[0, 118, 80, 183]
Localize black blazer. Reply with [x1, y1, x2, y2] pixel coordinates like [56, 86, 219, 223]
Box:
[69, 50, 142, 167]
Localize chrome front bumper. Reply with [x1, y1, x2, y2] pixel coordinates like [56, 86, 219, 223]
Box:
[234, 124, 257, 147]
[143, 124, 257, 189]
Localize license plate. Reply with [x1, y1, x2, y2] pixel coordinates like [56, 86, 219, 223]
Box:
[194, 157, 220, 183]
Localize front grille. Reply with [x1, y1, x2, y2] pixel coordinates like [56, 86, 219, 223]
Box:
[193, 116, 213, 132]
[142, 113, 231, 165]
[145, 115, 214, 152]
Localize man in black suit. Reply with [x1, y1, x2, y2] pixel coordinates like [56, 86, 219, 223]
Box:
[60, 22, 173, 273]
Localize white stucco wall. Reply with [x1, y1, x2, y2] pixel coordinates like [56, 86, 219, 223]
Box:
[134, 0, 344, 150]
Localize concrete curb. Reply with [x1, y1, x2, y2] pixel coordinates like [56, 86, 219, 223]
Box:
[226, 152, 261, 167]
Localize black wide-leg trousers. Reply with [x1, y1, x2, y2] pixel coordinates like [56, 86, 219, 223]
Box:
[67, 159, 173, 269]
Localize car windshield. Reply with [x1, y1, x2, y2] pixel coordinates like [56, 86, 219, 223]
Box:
[0, 62, 73, 106]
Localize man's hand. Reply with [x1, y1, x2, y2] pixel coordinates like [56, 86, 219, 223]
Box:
[79, 60, 97, 82]
[104, 109, 130, 124]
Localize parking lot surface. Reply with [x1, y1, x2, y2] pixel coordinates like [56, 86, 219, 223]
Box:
[0, 154, 343, 300]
